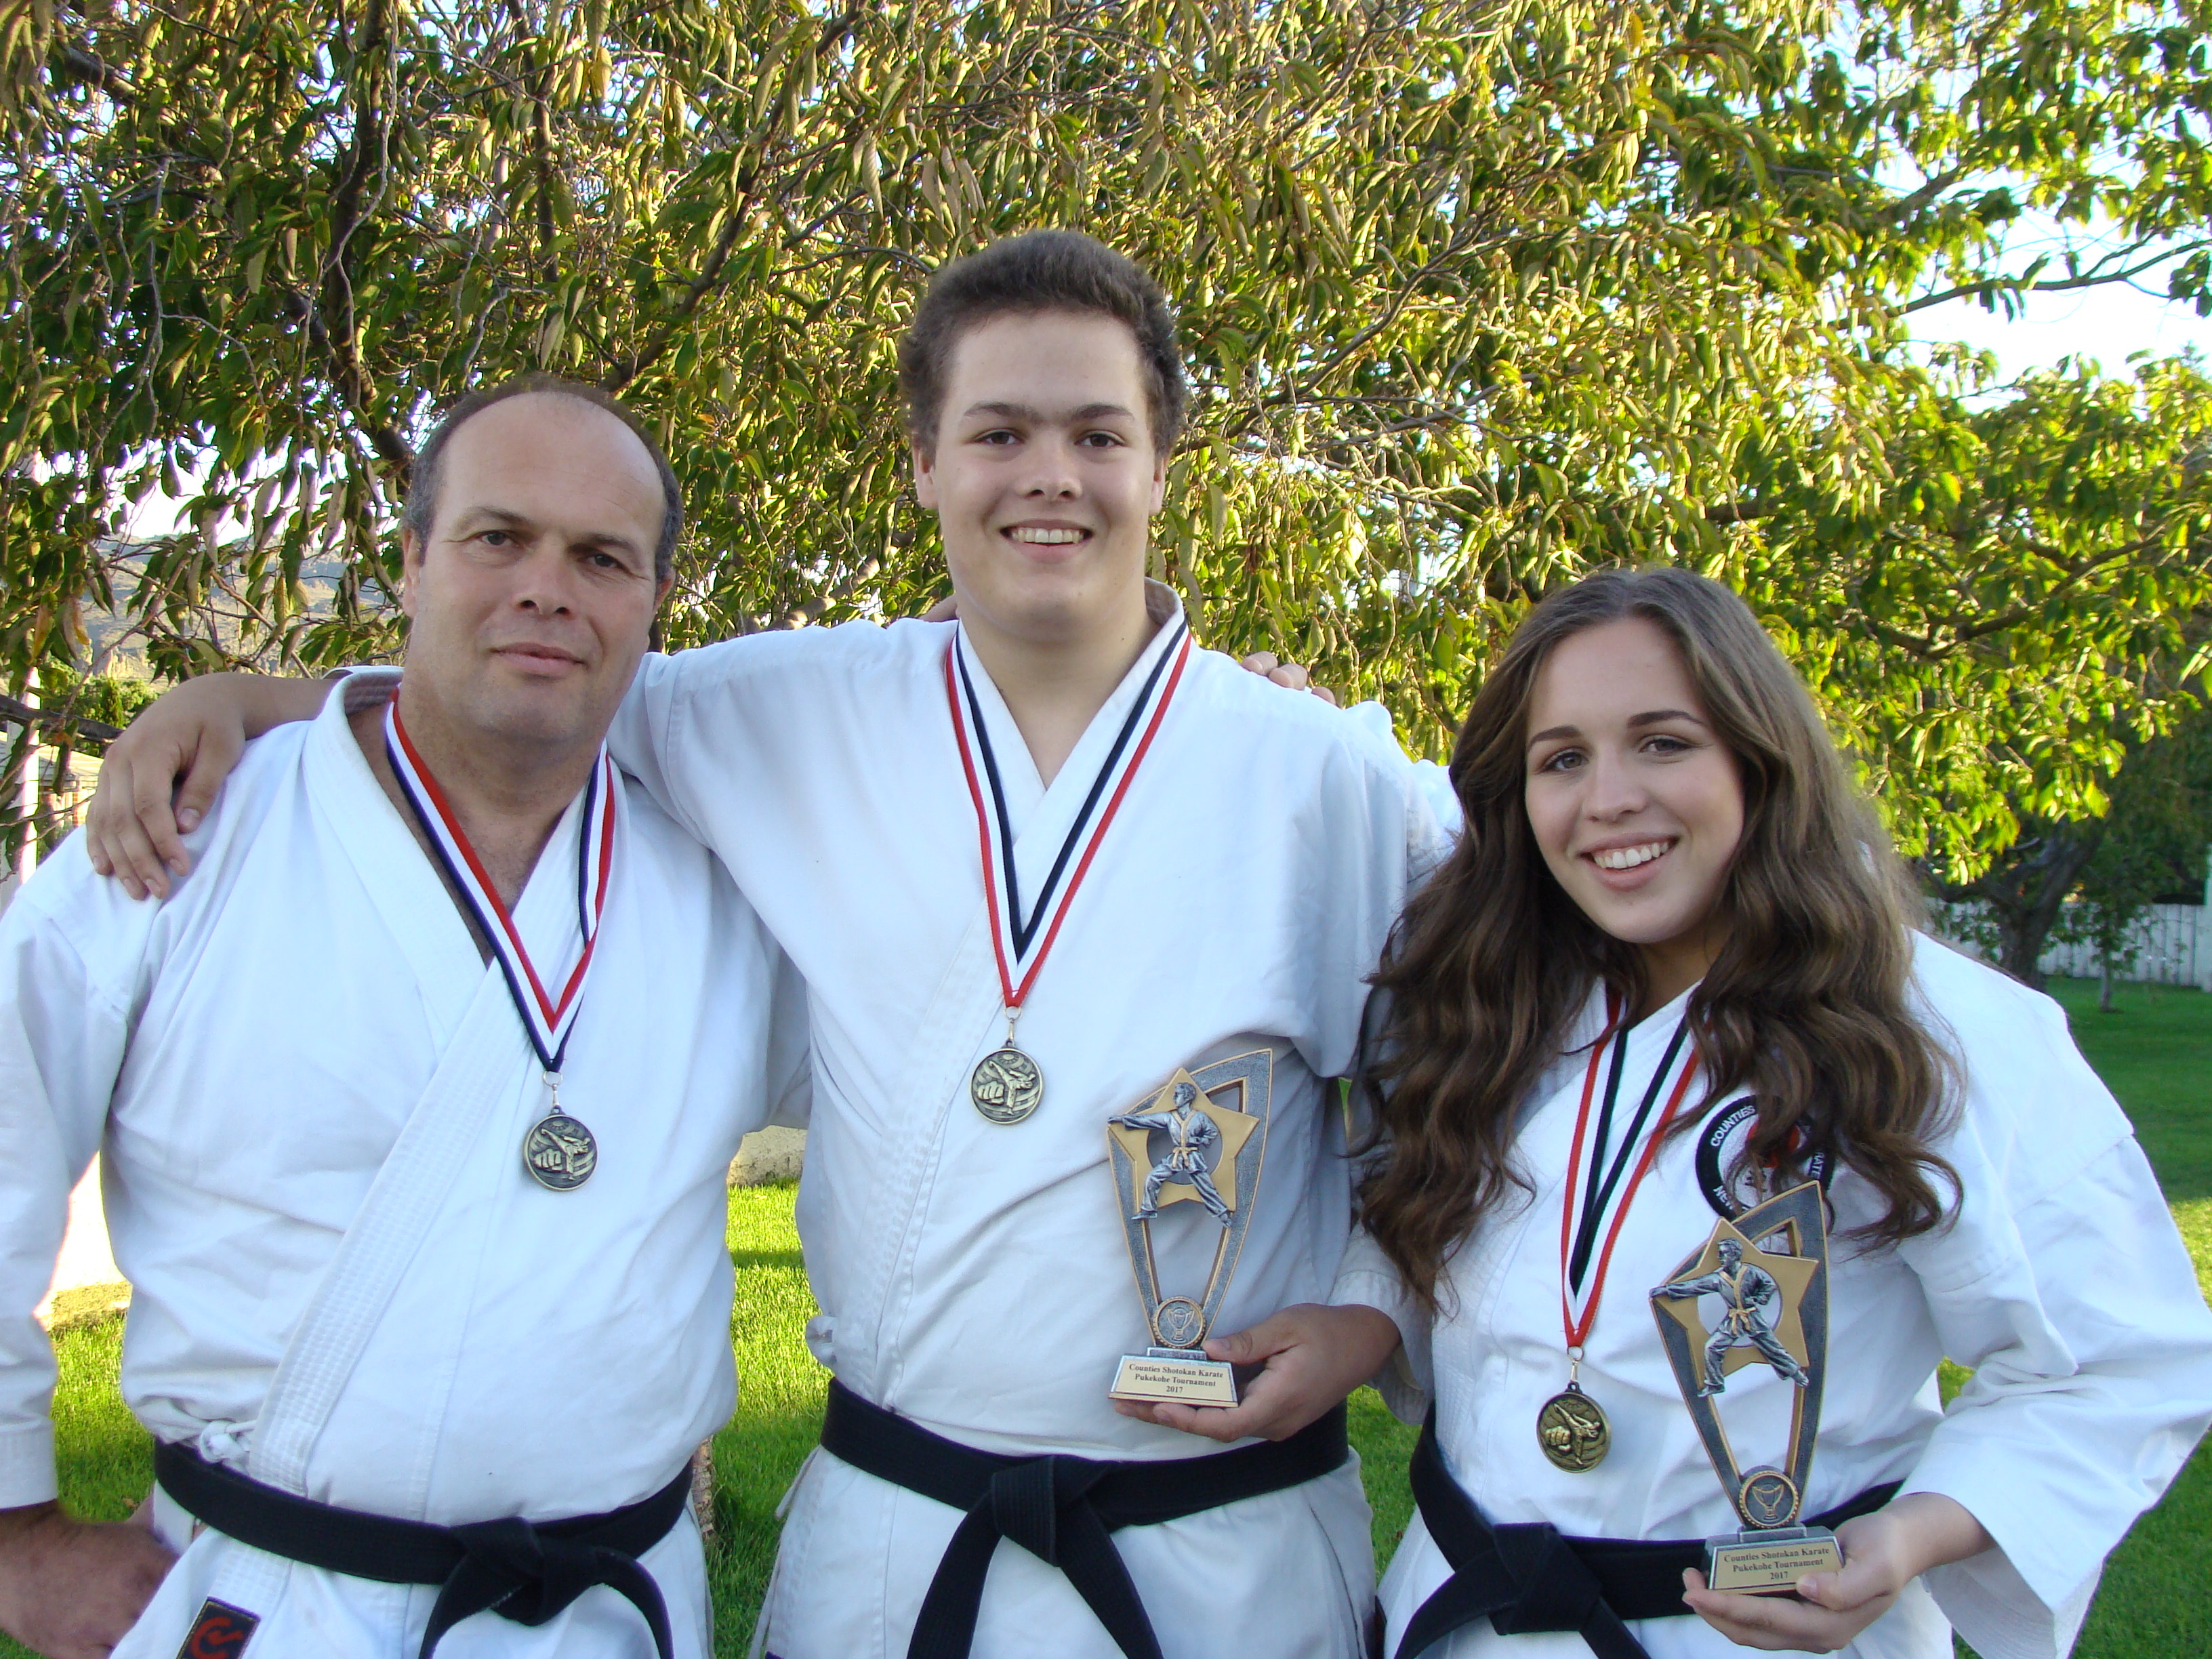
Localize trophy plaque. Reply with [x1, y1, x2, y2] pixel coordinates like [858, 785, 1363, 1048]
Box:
[1649, 1181, 1841, 1594]
[1105, 1050, 1273, 1408]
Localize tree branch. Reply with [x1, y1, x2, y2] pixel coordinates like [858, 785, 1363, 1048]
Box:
[0, 695, 120, 753]
[54, 44, 139, 105]
[309, 0, 413, 473]
[1904, 239, 2210, 316]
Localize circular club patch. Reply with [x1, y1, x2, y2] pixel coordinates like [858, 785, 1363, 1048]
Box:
[1695, 1098, 1830, 1222]
[1739, 1466, 1803, 1528]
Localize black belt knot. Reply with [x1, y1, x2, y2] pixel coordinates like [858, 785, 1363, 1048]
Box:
[430, 1515, 672, 1654]
[987, 1455, 1107, 1565]
[819, 1378, 1349, 1659]
[1485, 1521, 1604, 1635]
[153, 1439, 687, 1659]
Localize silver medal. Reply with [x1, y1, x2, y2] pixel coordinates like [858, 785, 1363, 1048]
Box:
[522, 1111, 598, 1190]
[522, 1072, 595, 1190]
[970, 1044, 1044, 1125]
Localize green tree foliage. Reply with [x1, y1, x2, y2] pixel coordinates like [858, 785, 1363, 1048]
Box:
[1759, 356, 2212, 868]
[37, 665, 155, 731]
[4, 0, 2211, 869]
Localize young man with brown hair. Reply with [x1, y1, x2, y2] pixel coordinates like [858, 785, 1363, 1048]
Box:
[87, 232, 1449, 1659]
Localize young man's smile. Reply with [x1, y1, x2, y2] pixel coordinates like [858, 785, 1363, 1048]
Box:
[914, 309, 1166, 650]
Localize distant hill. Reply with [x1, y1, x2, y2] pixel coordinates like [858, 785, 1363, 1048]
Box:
[74, 539, 363, 682]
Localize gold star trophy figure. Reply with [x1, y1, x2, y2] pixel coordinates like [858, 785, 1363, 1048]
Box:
[1649, 1181, 1842, 1593]
[1105, 1052, 1273, 1407]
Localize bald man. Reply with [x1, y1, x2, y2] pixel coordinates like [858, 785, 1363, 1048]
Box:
[0, 377, 804, 1658]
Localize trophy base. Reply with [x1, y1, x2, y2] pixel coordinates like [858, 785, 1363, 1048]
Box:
[1109, 1348, 1240, 1407]
[1703, 1525, 1843, 1594]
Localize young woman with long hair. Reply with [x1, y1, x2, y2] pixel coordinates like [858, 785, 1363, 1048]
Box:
[1364, 568, 2212, 1659]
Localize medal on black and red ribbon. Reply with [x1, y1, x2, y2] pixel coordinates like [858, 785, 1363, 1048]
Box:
[385, 699, 617, 1191]
[945, 621, 1192, 1125]
[1540, 995, 1701, 1471]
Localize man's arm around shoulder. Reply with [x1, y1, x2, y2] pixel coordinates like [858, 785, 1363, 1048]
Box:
[84, 672, 329, 900]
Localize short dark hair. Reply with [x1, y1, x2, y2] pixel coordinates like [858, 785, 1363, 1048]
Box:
[899, 230, 1189, 456]
[402, 374, 682, 581]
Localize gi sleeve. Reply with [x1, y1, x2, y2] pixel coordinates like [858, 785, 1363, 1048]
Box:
[1328, 1221, 1435, 1422]
[1895, 966, 2212, 1659]
[1324, 987, 1437, 1416]
[1343, 699, 1462, 849]
[608, 625, 923, 863]
[0, 860, 141, 1507]
[603, 647, 730, 844]
[1328, 1221, 1414, 1343]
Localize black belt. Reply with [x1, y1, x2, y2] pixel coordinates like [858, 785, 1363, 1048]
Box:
[819, 1378, 1350, 1659]
[154, 1439, 691, 1659]
[1395, 1409, 1900, 1659]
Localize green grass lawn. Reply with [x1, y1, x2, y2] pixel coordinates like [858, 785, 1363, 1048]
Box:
[10, 974, 2207, 1657]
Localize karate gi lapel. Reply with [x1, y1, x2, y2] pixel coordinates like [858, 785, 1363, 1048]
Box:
[302, 673, 485, 1040]
[249, 689, 613, 1495]
[245, 968, 531, 1494]
[243, 686, 608, 1488]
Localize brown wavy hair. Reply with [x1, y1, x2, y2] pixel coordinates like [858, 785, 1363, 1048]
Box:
[1364, 568, 1957, 1311]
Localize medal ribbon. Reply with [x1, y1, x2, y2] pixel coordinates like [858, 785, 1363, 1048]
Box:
[945, 621, 1193, 1014]
[384, 698, 617, 1074]
[1557, 993, 1702, 1349]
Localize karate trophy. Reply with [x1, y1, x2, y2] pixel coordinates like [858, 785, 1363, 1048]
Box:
[1648, 1181, 1841, 1593]
[1105, 1050, 1273, 1408]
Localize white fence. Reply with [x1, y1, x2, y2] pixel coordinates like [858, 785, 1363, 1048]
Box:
[2032, 903, 2211, 987]
[1936, 897, 2212, 990]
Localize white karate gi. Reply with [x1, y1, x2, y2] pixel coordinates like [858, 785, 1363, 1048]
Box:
[0, 673, 806, 1657]
[608, 591, 1451, 1659]
[1377, 935, 2212, 1659]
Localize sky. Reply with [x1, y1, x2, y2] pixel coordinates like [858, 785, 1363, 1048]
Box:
[1904, 259, 2212, 381]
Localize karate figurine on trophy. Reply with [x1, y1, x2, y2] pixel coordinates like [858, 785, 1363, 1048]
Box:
[1649, 1180, 1842, 1593]
[1105, 1050, 1273, 1408]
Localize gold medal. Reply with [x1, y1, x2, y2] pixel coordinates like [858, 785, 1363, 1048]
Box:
[1549, 996, 1701, 1470]
[1536, 1381, 1611, 1471]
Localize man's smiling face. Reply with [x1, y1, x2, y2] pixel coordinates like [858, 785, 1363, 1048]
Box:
[914, 308, 1167, 647]
[400, 391, 669, 754]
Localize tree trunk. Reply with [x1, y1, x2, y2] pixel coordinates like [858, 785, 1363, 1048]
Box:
[1935, 819, 2107, 989]
[2099, 951, 2116, 1012]
[1991, 835, 2102, 989]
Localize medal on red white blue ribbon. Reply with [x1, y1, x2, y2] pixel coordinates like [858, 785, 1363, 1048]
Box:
[1541, 994, 1702, 1471]
[945, 620, 1192, 1124]
[384, 698, 618, 1190]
